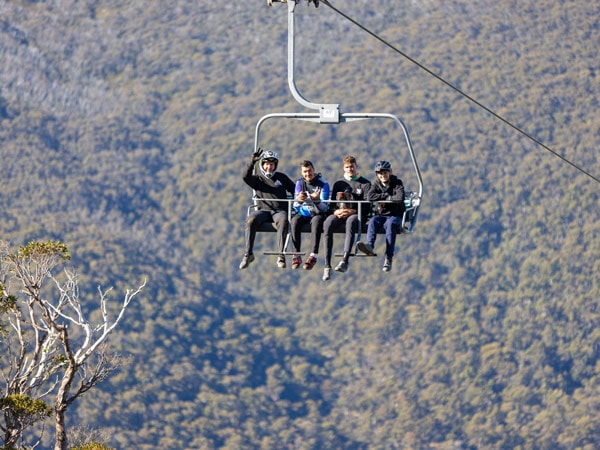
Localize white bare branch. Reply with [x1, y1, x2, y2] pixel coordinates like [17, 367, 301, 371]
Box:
[1, 240, 145, 450]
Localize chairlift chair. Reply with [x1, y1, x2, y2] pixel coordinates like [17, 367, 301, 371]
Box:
[248, 0, 423, 255]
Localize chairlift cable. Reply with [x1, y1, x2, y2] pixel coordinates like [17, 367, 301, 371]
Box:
[319, 0, 600, 185]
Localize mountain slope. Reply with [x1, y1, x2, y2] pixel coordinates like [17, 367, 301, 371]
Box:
[0, 0, 599, 448]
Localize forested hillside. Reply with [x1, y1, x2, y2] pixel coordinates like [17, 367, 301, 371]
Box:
[1, 0, 599, 448]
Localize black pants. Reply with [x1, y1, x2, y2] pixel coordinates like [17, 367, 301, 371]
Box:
[290, 213, 325, 255]
[323, 213, 359, 267]
[244, 209, 288, 256]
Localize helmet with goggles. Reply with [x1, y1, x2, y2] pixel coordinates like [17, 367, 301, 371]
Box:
[260, 150, 279, 178]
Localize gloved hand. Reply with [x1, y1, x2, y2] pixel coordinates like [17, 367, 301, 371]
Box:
[252, 147, 263, 163]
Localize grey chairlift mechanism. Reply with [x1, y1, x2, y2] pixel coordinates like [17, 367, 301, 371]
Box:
[251, 0, 423, 249]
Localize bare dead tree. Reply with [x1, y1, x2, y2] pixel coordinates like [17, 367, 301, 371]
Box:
[0, 241, 145, 450]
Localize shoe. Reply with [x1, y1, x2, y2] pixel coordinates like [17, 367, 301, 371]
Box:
[383, 258, 392, 272]
[322, 267, 331, 281]
[357, 241, 375, 256]
[239, 254, 255, 270]
[334, 260, 348, 273]
[292, 255, 302, 270]
[277, 256, 286, 269]
[303, 256, 317, 270]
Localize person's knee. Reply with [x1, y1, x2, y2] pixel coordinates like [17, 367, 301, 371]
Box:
[275, 214, 288, 226]
[246, 215, 257, 230]
[387, 223, 399, 234]
[348, 218, 358, 232]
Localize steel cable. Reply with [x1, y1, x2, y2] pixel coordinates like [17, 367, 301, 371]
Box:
[320, 0, 600, 185]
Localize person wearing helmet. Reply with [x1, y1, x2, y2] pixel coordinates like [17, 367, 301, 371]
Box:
[240, 147, 295, 270]
[322, 155, 371, 281]
[356, 160, 405, 272]
[290, 160, 331, 270]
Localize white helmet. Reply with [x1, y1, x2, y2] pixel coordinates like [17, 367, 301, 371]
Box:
[260, 150, 279, 178]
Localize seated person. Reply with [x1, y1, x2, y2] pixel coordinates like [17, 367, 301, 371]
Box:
[240, 148, 295, 270]
[322, 155, 371, 281]
[356, 160, 405, 272]
[290, 160, 330, 270]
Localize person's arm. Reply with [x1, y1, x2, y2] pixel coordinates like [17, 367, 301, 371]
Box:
[242, 162, 258, 189]
[389, 178, 405, 202]
[293, 179, 304, 200]
[286, 176, 296, 197]
[328, 182, 339, 213]
[315, 182, 330, 213]
[366, 181, 386, 202]
[293, 179, 305, 212]
[242, 148, 264, 189]
[356, 180, 371, 219]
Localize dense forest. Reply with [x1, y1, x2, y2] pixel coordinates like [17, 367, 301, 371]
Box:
[1, 0, 599, 448]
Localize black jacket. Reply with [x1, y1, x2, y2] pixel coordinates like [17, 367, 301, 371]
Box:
[366, 174, 405, 217]
[329, 176, 371, 222]
[243, 162, 295, 212]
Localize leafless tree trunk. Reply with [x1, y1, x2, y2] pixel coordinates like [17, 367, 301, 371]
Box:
[0, 241, 145, 450]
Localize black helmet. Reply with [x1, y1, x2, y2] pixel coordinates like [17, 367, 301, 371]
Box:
[374, 160, 392, 172]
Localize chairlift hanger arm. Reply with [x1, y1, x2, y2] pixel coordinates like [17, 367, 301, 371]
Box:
[258, 0, 424, 233]
[268, 0, 340, 122]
